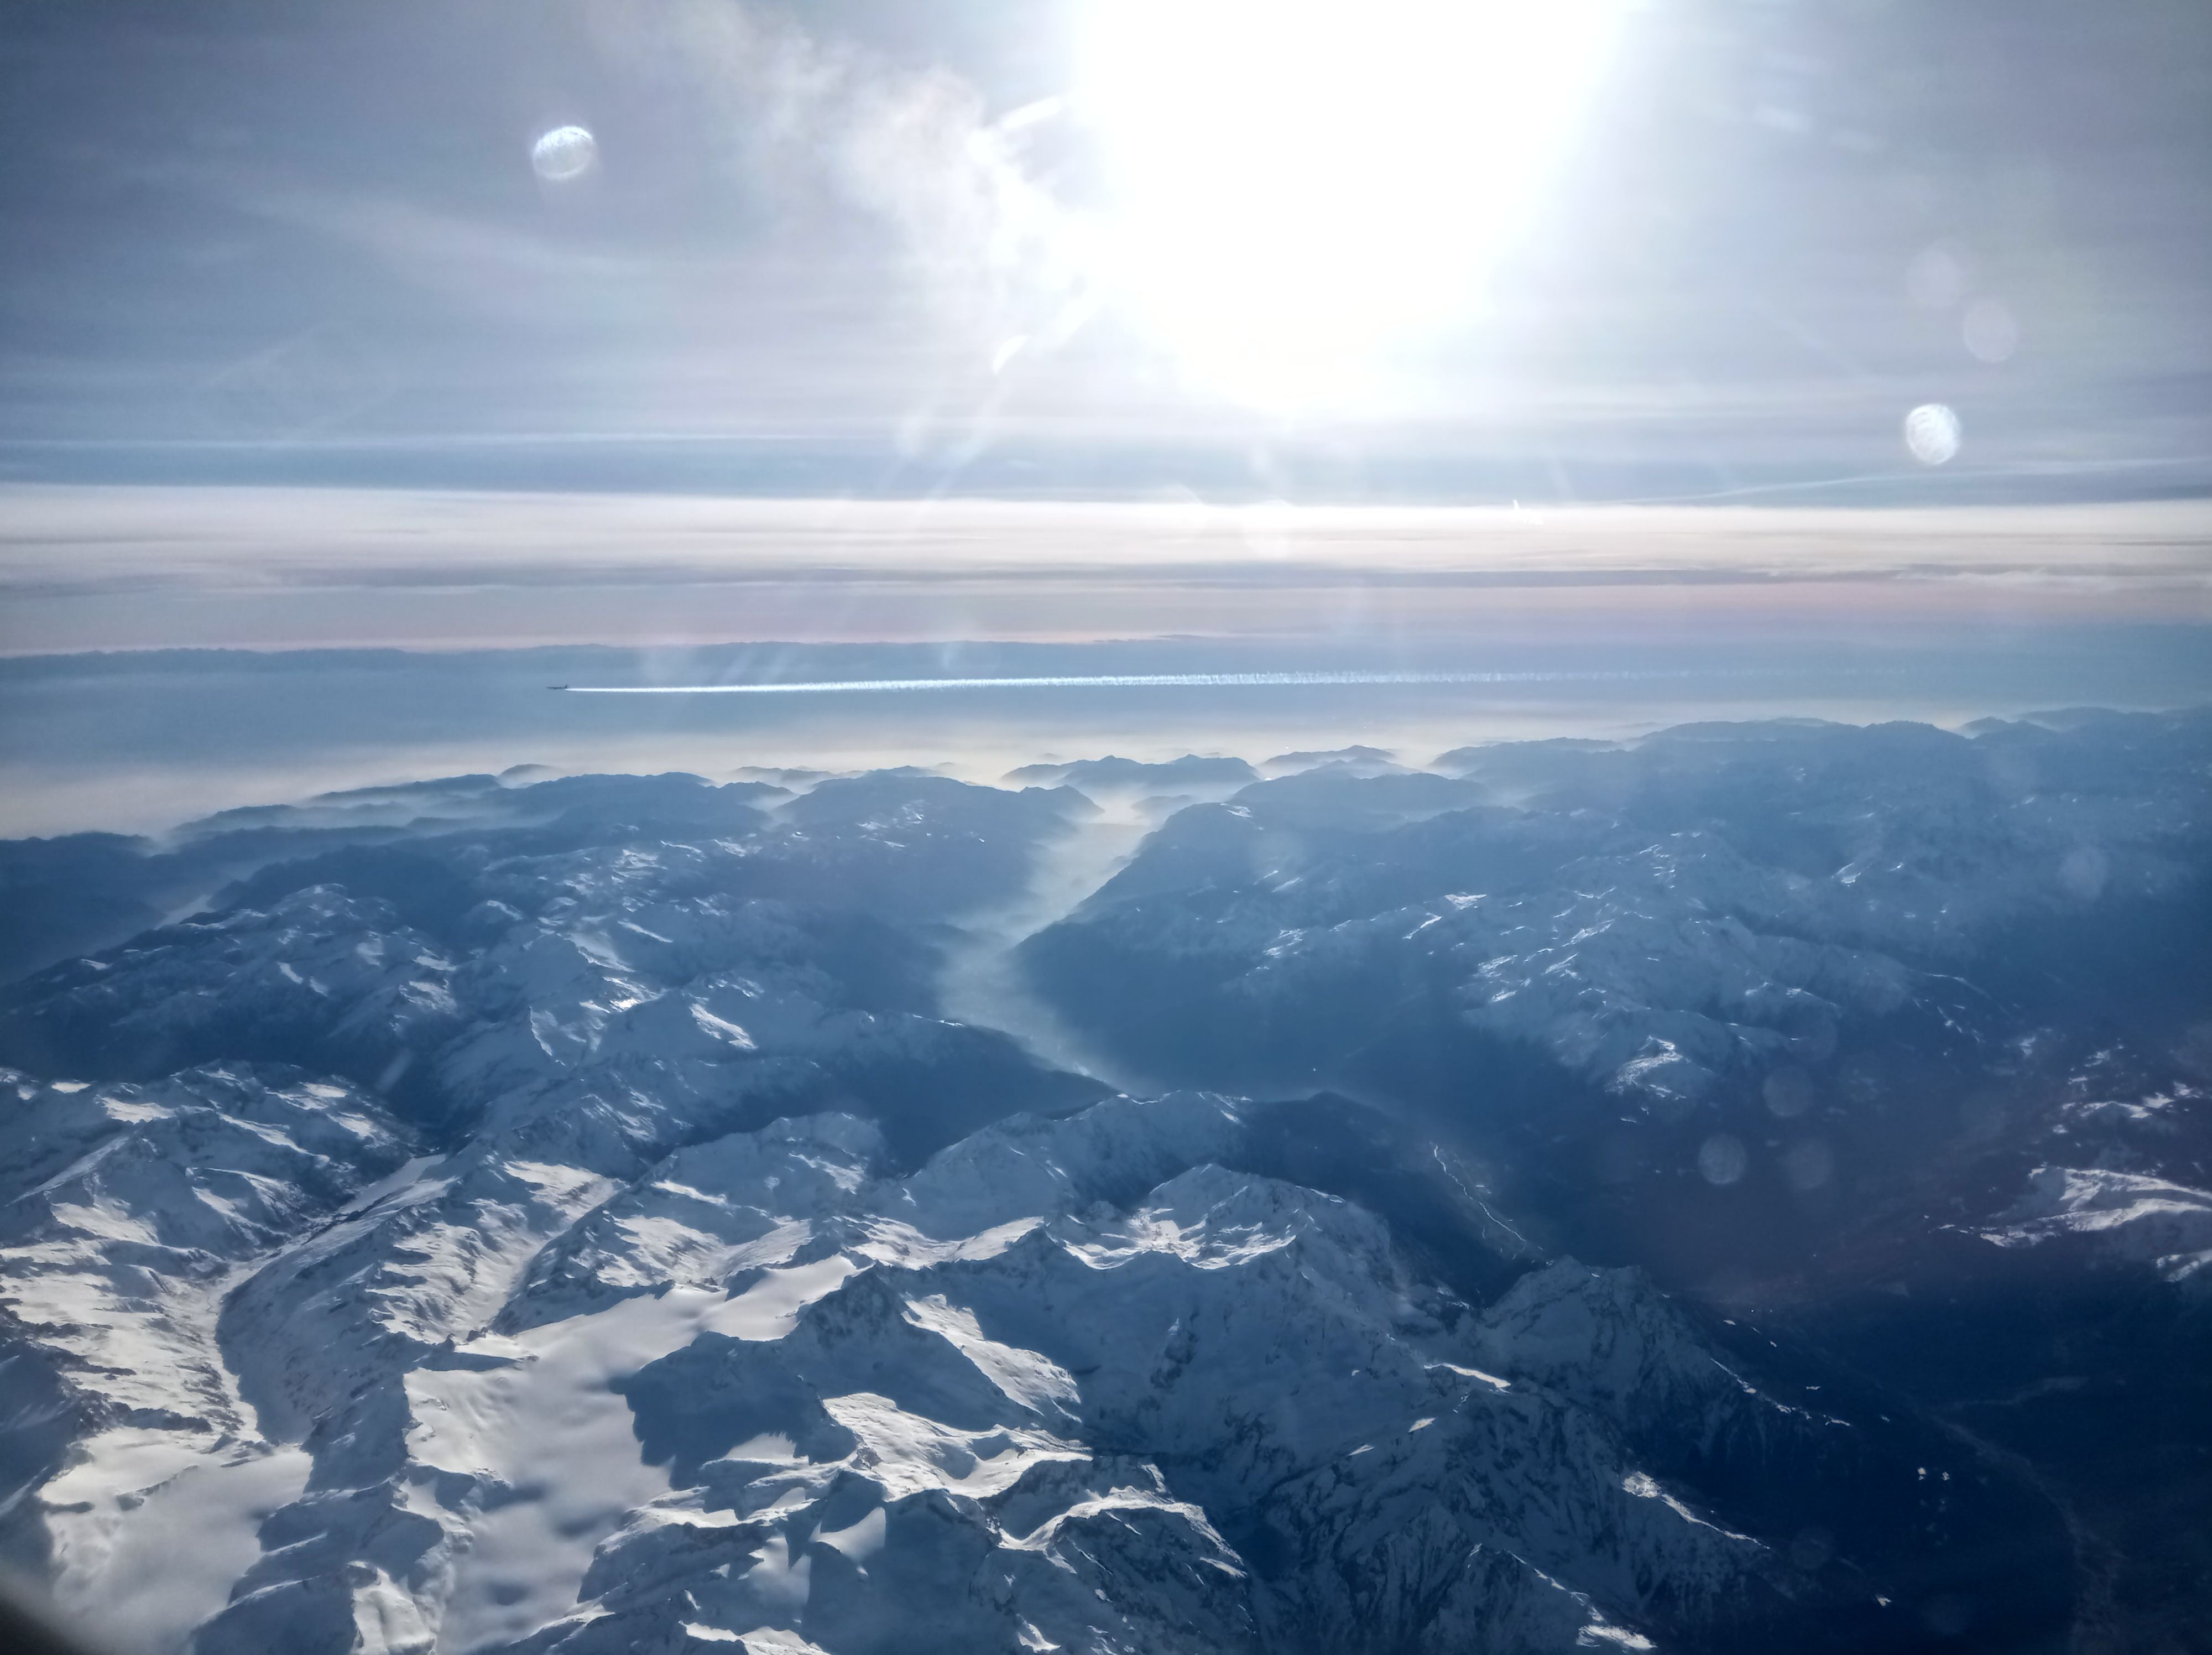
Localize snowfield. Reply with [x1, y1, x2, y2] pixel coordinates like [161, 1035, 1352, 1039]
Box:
[3, 712, 2208, 1653]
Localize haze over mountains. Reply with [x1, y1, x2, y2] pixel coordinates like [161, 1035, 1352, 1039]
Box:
[2, 710, 2207, 1654]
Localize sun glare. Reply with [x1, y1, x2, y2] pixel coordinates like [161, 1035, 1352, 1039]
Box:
[1078, 0, 1621, 405]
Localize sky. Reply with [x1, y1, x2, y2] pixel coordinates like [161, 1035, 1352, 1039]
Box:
[0, 0, 2206, 832]
[0, 0, 2206, 500]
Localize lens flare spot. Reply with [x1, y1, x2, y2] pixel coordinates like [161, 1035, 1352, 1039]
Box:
[1903, 403, 1961, 467]
[1763, 1066, 1815, 1119]
[1698, 1134, 1749, 1187]
[1782, 1139, 1834, 1193]
[1962, 298, 2020, 364]
[531, 125, 597, 183]
[1905, 241, 1972, 310]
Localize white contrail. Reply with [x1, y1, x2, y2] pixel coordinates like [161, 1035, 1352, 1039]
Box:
[556, 670, 1712, 695]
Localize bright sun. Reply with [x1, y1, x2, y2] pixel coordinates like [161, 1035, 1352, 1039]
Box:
[1077, 0, 1621, 406]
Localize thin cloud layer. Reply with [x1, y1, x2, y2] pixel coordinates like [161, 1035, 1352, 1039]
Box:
[2, 486, 2205, 654]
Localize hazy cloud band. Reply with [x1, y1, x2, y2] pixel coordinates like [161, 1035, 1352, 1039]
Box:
[558, 670, 1740, 694]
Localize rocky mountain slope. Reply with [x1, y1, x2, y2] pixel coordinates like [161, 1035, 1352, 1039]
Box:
[2, 715, 2207, 1654]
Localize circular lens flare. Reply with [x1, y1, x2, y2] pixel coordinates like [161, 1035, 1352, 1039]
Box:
[1905, 403, 1961, 466]
[531, 125, 598, 183]
[1078, 0, 1621, 405]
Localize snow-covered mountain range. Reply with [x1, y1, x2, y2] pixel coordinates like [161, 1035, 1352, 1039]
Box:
[3, 713, 2207, 1654]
